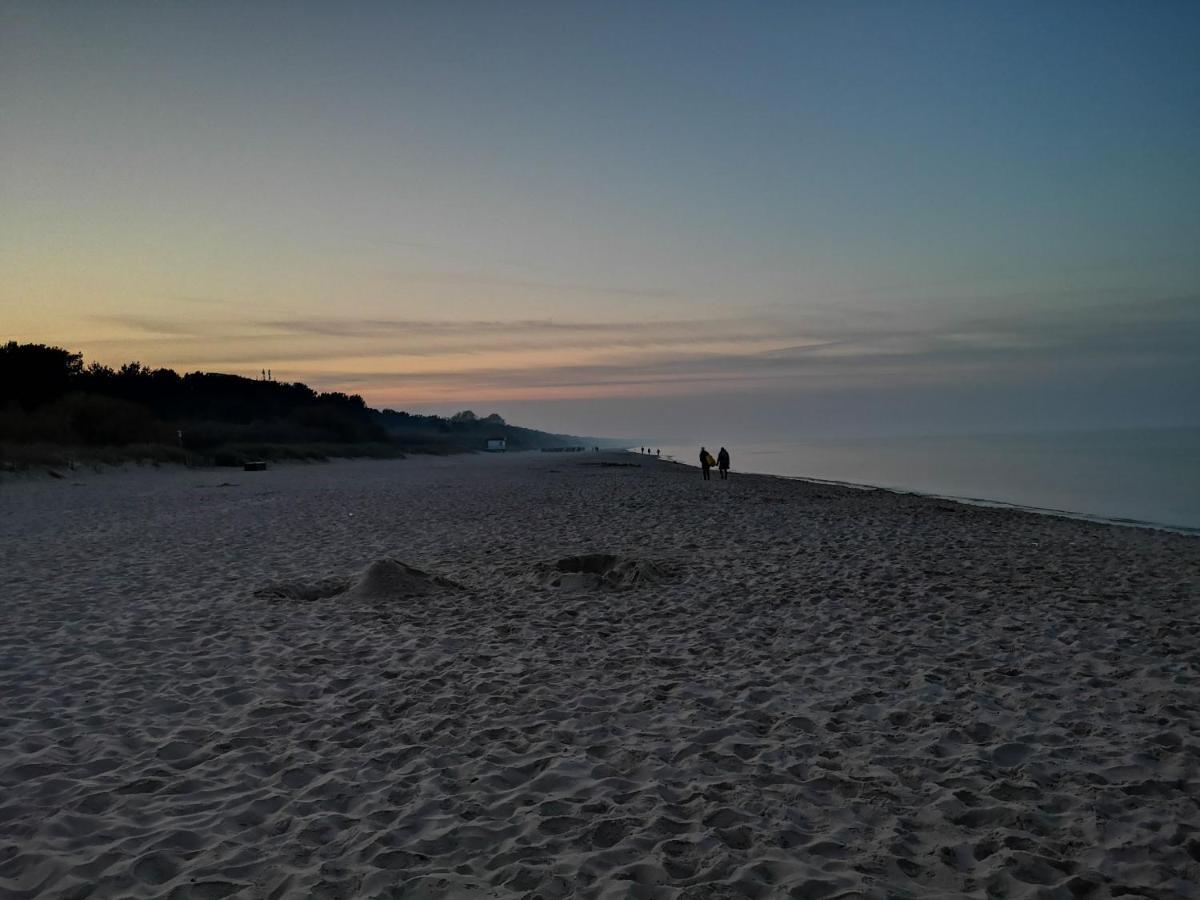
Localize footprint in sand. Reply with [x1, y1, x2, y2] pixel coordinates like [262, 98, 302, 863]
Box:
[992, 741, 1035, 767]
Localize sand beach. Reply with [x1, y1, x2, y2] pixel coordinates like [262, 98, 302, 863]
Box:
[2, 451, 1198, 899]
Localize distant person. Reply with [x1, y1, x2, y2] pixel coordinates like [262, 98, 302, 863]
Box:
[699, 446, 714, 480]
[717, 447, 730, 480]
[656, 449, 660, 457]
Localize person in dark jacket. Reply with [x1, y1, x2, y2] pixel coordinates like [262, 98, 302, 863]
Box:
[717, 447, 730, 479]
[699, 446, 712, 480]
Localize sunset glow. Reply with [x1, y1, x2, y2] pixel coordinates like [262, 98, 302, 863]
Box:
[3, 2, 1197, 438]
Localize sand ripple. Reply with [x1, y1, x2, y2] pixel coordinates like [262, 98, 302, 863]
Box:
[2, 454, 1198, 898]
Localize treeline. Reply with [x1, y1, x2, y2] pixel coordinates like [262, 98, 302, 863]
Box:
[376, 408, 573, 454]
[0, 341, 577, 465]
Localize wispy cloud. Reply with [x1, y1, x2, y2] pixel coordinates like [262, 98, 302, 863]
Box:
[253, 317, 685, 337]
[81, 314, 793, 364]
[89, 315, 221, 337]
[77, 293, 1200, 402]
[319, 294, 1200, 398]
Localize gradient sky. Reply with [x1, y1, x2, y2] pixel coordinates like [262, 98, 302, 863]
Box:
[3, 1, 1198, 440]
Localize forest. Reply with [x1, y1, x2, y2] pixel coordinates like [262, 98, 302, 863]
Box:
[0, 341, 580, 468]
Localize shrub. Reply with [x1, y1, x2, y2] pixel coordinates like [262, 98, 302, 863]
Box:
[55, 393, 170, 446]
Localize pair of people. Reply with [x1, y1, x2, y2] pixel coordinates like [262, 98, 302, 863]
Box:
[699, 446, 730, 480]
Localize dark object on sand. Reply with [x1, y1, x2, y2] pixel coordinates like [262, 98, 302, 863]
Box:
[255, 557, 463, 603]
[243, 460, 267, 471]
[541, 553, 669, 591]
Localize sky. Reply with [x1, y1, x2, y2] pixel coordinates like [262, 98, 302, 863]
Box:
[2, 1, 1198, 441]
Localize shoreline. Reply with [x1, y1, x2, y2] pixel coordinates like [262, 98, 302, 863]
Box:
[651, 449, 1200, 537]
[8, 445, 1199, 537]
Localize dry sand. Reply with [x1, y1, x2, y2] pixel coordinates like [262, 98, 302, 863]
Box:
[2, 451, 1198, 899]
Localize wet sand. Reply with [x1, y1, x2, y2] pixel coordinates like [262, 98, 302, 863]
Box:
[2, 452, 1198, 899]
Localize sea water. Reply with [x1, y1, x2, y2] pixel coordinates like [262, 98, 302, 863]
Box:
[658, 426, 1200, 533]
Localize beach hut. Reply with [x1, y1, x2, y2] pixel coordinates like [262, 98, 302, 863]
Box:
[486, 438, 507, 452]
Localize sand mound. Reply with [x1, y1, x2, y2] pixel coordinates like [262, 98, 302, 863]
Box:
[341, 557, 462, 600]
[256, 557, 461, 602]
[541, 553, 669, 590]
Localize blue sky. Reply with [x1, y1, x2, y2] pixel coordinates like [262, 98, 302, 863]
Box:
[2, 1, 1198, 439]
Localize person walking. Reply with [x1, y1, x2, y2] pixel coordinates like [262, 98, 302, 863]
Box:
[699, 446, 713, 480]
[717, 446, 730, 480]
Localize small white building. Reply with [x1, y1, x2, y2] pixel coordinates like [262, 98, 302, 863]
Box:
[486, 438, 507, 452]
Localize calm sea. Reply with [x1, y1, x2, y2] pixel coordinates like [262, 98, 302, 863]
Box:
[658, 427, 1200, 533]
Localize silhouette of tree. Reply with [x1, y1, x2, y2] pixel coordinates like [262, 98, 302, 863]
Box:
[0, 342, 83, 410]
[0, 342, 577, 454]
